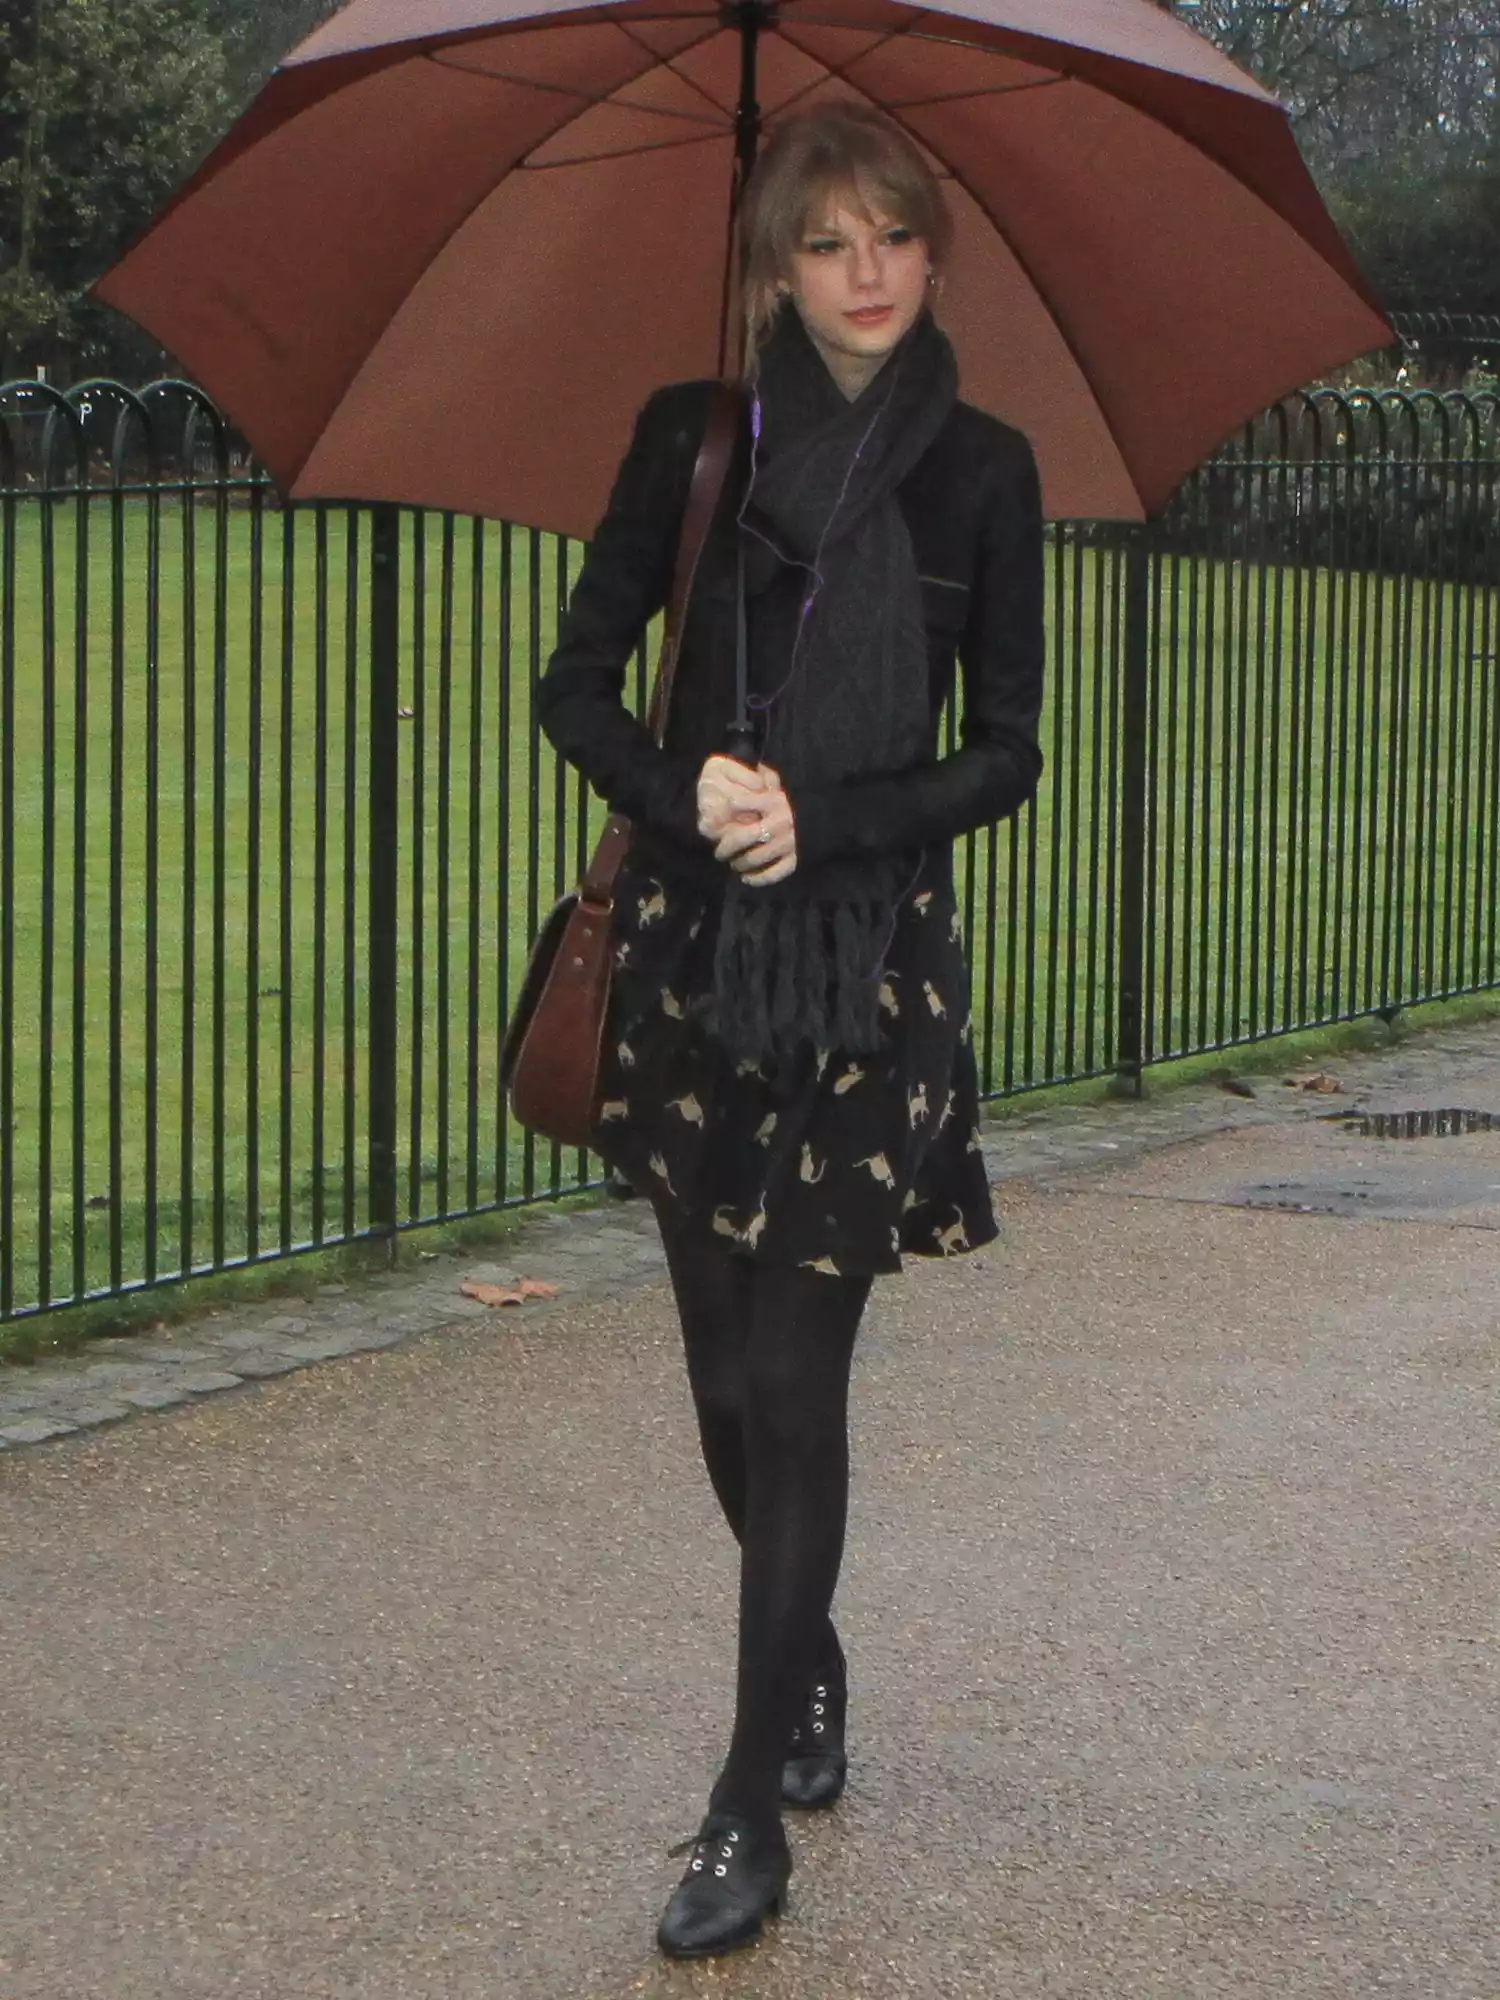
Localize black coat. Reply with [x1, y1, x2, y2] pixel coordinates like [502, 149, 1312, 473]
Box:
[537, 379, 1045, 888]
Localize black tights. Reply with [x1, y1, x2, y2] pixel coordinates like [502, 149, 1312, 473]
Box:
[655, 1203, 870, 1832]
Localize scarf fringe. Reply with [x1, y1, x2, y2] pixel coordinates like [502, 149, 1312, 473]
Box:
[712, 891, 891, 1068]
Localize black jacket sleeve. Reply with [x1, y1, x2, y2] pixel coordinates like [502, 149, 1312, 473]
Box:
[788, 425, 1045, 866]
[535, 385, 710, 844]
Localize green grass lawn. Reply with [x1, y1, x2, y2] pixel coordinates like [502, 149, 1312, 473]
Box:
[2, 490, 1497, 1316]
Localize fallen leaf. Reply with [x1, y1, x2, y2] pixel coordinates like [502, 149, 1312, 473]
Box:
[1298, 1071, 1342, 1093]
[459, 1275, 559, 1307]
[460, 1278, 525, 1306]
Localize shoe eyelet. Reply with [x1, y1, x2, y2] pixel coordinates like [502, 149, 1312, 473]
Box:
[813, 1703, 825, 1714]
[720, 1844, 733, 1856]
[727, 1830, 739, 1842]
[813, 1721, 825, 1733]
[815, 1686, 827, 1698]
[715, 1864, 728, 1877]
[691, 1858, 703, 1871]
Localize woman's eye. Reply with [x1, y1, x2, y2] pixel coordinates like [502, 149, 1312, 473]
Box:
[884, 226, 913, 246]
[805, 238, 841, 255]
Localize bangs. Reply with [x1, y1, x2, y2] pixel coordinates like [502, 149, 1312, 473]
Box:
[789, 171, 926, 249]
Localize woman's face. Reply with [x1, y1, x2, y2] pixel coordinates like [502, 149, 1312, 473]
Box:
[783, 194, 931, 393]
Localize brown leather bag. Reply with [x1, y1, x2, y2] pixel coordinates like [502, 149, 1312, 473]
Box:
[502, 385, 740, 1148]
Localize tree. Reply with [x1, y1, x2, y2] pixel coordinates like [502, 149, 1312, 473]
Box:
[1329, 151, 1500, 316]
[1180, 0, 1500, 310]
[1181, 0, 1496, 171]
[200, 0, 339, 98]
[0, 0, 232, 377]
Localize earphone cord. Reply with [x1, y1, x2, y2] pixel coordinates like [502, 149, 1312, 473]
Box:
[733, 346, 905, 732]
[734, 347, 927, 977]
[866, 849, 930, 979]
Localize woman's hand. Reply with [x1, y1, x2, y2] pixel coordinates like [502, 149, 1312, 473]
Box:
[708, 761, 798, 888]
[696, 755, 768, 842]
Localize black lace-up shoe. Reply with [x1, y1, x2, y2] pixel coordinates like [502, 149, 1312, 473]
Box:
[656, 1810, 791, 1959]
[781, 1657, 848, 1809]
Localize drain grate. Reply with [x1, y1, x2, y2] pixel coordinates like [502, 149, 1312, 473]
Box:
[1343, 1107, 1500, 1140]
[1241, 1181, 1378, 1215]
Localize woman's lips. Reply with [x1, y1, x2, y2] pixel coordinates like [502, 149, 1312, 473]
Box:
[845, 305, 894, 326]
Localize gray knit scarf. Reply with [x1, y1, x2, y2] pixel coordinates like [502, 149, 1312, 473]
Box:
[711, 305, 958, 1069]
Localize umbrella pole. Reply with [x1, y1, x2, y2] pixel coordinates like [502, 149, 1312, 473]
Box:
[719, 0, 767, 767]
[716, 0, 767, 377]
[733, 0, 765, 189]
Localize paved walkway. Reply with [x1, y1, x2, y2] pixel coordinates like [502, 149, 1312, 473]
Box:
[2, 1019, 1499, 1996]
[8, 1019, 1500, 1449]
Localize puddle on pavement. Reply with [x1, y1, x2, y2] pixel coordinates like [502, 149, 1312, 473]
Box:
[1338, 1107, 1500, 1140]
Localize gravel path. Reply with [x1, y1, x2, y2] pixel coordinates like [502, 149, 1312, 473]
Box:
[2, 1020, 1498, 1997]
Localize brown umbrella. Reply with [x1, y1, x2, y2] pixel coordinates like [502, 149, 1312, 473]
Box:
[94, 0, 1391, 531]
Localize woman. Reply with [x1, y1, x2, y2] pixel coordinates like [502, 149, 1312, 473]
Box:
[537, 102, 1045, 1959]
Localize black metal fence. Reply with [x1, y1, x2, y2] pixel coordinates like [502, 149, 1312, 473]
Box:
[2, 377, 1497, 1322]
[1389, 311, 1500, 382]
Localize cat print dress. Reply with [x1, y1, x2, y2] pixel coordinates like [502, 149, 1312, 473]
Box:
[591, 852, 998, 1278]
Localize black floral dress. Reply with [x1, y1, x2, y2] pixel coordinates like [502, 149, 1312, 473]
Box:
[591, 850, 997, 1278]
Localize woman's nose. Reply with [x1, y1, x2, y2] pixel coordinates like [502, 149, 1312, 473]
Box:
[851, 239, 881, 288]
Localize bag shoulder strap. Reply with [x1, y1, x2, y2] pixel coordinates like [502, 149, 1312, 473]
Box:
[645, 380, 740, 744]
[581, 382, 742, 904]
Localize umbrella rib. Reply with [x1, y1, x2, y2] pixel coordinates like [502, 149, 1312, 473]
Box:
[783, 4, 1354, 286]
[612, 17, 738, 125]
[521, 129, 727, 170]
[876, 77, 1067, 110]
[771, 60, 1064, 124]
[280, 21, 738, 495]
[430, 44, 1065, 130]
[768, 11, 1066, 122]
[775, 5, 1067, 66]
[763, 15, 909, 119]
[426, 46, 728, 129]
[922, 148, 1144, 513]
[390, 5, 720, 43]
[277, 36, 726, 491]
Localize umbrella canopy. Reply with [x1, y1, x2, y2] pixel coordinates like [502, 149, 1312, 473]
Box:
[95, 0, 1391, 531]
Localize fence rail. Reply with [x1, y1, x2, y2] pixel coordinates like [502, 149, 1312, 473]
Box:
[2, 376, 1498, 1322]
[1389, 310, 1500, 376]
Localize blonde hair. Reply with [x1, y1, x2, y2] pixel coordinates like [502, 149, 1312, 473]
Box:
[738, 103, 954, 369]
